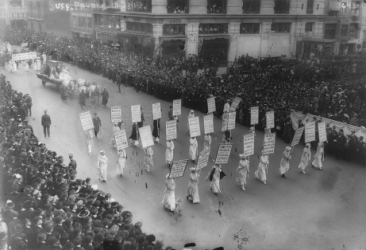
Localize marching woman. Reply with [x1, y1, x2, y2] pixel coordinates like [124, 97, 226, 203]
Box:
[186, 110, 195, 134]
[86, 130, 93, 155]
[152, 118, 160, 143]
[97, 150, 108, 182]
[162, 173, 176, 212]
[206, 164, 222, 195]
[279, 146, 292, 178]
[189, 137, 198, 163]
[165, 140, 174, 168]
[237, 154, 250, 191]
[255, 151, 269, 185]
[111, 123, 120, 149]
[144, 146, 154, 172]
[116, 148, 127, 178]
[129, 123, 139, 146]
[204, 133, 212, 150]
[298, 143, 311, 174]
[312, 142, 324, 171]
[187, 168, 200, 204]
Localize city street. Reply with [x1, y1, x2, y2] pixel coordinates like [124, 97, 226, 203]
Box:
[1, 63, 366, 250]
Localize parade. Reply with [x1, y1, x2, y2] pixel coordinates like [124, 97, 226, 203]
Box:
[0, 26, 366, 250]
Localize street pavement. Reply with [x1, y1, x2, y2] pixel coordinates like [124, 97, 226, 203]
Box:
[1, 62, 366, 250]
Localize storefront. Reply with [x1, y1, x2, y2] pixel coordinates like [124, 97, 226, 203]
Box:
[160, 38, 186, 58]
[199, 36, 230, 62]
[301, 38, 335, 59]
[118, 33, 154, 56]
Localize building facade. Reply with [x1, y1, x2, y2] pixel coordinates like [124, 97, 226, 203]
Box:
[0, 0, 27, 33]
[23, 0, 366, 60]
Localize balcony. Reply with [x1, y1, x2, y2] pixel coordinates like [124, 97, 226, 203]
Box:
[199, 23, 228, 34]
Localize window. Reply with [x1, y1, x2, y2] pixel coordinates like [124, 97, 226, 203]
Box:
[240, 23, 260, 33]
[207, 0, 227, 13]
[324, 23, 337, 39]
[72, 16, 77, 27]
[167, 0, 189, 13]
[126, 0, 152, 12]
[163, 24, 186, 35]
[306, 0, 313, 14]
[349, 23, 359, 39]
[126, 22, 153, 33]
[36, 2, 41, 19]
[341, 24, 349, 37]
[10, 0, 23, 8]
[29, 1, 33, 18]
[274, 0, 289, 14]
[242, 0, 260, 13]
[96, 15, 121, 29]
[105, 0, 120, 8]
[351, 2, 360, 16]
[199, 23, 228, 34]
[271, 23, 291, 33]
[305, 22, 313, 32]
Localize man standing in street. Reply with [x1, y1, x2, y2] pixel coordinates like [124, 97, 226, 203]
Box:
[93, 113, 102, 138]
[101, 88, 109, 107]
[116, 69, 122, 93]
[41, 110, 51, 138]
[68, 154, 77, 170]
[25, 94, 32, 116]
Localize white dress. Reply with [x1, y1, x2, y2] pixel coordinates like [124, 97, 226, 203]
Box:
[12, 60, 17, 72]
[144, 147, 154, 171]
[298, 147, 311, 171]
[189, 138, 198, 160]
[237, 159, 249, 187]
[204, 134, 212, 150]
[255, 156, 269, 183]
[97, 155, 108, 181]
[312, 146, 324, 169]
[116, 149, 127, 175]
[279, 151, 291, 175]
[162, 178, 176, 211]
[165, 141, 174, 164]
[187, 172, 200, 203]
[207, 166, 221, 194]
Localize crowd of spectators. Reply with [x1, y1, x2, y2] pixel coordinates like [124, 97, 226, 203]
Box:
[2, 27, 366, 165]
[0, 74, 167, 250]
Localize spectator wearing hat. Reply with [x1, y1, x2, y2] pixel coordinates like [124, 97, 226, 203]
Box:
[205, 164, 222, 195]
[280, 146, 292, 178]
[143, 146, 154, 172]
[298, 143, 311, 174]
[162, 173, 176, 212]
[92, 113, 102, 138]
[187, 167, 200, 203]
[116, 149, 127, 177]
[68, 154, 77, 170]
[255, 151, 269, 185]
[189, 137, 198, 163]
[41, 110, 51, 138]
[237, 154, 250, 191]
[98, 150, 108, 182]
[25, 94, 32, 116]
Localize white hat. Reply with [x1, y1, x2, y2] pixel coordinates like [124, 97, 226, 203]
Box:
[239, 153, 245, 158]
[285, 146, 291, 151]
[100, 150, 105, 155]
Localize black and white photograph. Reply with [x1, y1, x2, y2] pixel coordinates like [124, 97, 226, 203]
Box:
[0, 0, 365, 250]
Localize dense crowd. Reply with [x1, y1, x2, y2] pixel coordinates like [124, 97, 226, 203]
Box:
[0, 74, 168, 250]
[1, 27, 366, 166]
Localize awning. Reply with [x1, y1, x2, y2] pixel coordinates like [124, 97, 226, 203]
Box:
[120, 31, 153, 38]
[159, 36, 186, 41]
[302, 37, 335, 43]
